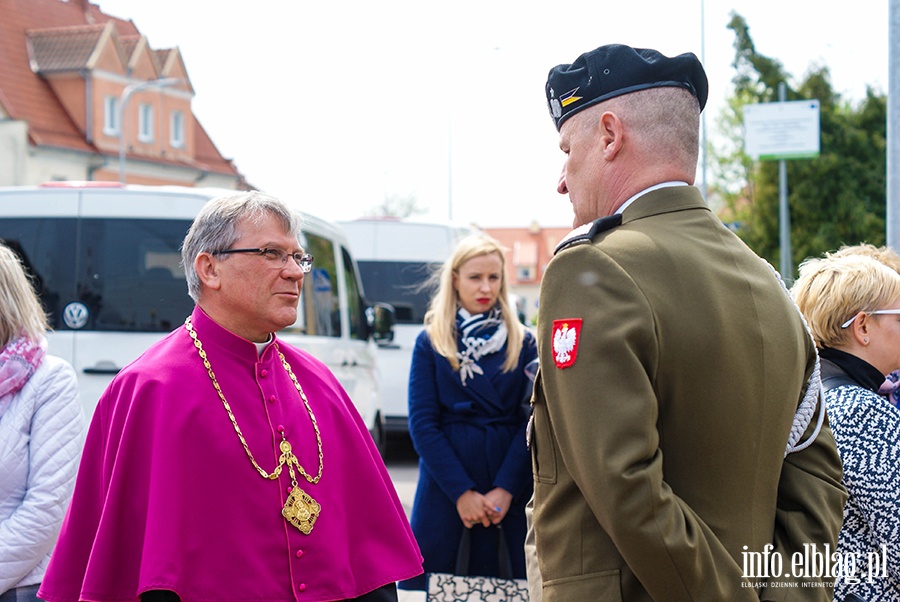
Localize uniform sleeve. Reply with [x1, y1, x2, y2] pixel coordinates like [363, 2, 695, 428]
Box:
[407, 331, 476, 503]
[761, 401, 847, 601]
[540, 246, 745, 599]
[492, 331, 538, 498]
[0, 359, 85, 593]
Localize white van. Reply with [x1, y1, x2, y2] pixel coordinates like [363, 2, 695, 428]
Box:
[0, 183, 391, 453]
[338, 218, 475, 444]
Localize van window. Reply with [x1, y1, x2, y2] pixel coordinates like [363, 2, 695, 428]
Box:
[354, 261, 438, 324]
[0, 217, 193, 332]
[341, 246, 366, 340]
[79, 218, 191, 331]
[0, 217, 78, 328]
[301, 232, 340, 338]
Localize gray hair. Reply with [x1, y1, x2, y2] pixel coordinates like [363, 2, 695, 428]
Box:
[604, 87, 701, 170]
[0, 243, 49, 347]
[181, 191, 303, 302]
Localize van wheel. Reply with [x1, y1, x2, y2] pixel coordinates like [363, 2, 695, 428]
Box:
[370, 412, 388, 460]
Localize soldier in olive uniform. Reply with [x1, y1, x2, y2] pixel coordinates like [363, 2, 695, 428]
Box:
[528, 44, 847, 601]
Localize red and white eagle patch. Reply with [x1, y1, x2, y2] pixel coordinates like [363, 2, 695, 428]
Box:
[552, 319, 582, 369]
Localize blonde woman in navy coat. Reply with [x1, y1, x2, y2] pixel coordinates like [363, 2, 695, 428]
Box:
[400, 235, 537, 591]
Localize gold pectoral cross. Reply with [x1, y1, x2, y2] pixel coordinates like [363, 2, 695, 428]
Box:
[283, 486, 320, 534]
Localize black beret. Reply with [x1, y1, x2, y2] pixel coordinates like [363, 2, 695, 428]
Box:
[546, 43, 709, 131]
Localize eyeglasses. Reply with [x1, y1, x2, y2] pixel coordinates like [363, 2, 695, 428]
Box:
[840, 309, 900, 329]
[212, 247, 314, 273]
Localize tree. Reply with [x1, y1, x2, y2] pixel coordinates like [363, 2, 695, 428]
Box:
[713, 13, 887, 275]
[365, 192, 425, 218]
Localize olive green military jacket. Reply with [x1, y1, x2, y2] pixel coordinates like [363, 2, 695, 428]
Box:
[530, 185, 846, 601]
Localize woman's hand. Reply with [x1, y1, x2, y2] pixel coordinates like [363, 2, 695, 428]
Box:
[484, 487, 513, 524]
[456, 490, 492, 528]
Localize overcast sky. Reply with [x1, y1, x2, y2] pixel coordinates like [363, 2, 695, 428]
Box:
[94, 0, 889, 228]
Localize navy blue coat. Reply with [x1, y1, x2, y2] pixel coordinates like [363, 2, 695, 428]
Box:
[401, 327, 537, 590]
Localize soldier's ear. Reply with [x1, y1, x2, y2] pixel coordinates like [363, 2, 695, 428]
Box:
[598, 111, 624, 160]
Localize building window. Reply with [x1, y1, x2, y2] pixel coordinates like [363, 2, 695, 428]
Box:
[515, 266, 534, 282]
[170, 110, 185, 148]
[138, 103, 154, 142]
[513, 240, 538, 283]
[103, 95, 119, 135]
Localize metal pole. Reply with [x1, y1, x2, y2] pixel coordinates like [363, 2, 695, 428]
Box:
[700, 0, 707, 201]
[118, 78, 183, 183]
[777, 82, 793, 283]
[888, 0, 900, 248]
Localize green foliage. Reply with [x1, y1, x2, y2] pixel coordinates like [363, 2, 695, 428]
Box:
[714, 13, 887, 277]
[710, 89, 757, 221]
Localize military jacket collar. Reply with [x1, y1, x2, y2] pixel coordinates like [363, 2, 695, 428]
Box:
[555, 185, 707, 255]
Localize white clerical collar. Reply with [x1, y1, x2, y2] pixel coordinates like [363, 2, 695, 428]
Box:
[615, 181, 689, 215]
[255, 335, 273, 357]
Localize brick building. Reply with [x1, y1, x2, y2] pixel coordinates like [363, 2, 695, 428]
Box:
[484, 221, 571, 325]
[0, 0, 247, 188]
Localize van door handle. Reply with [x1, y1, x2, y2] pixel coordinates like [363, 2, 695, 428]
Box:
[83, 361, 122, 375]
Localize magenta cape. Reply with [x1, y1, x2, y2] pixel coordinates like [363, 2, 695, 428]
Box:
[39, 307, 422, 601]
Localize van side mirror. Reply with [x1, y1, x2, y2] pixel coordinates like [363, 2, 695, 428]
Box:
[366, 302, 396, 344]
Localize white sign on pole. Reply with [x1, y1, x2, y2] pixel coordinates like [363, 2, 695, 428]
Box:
[744, 100, 820, 160]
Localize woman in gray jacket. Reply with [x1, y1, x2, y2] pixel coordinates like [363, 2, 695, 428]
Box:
[0, 243, 84, 601]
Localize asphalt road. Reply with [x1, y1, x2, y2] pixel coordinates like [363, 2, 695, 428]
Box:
[384, 435, 419, 519]
[383, 436, 427, 602]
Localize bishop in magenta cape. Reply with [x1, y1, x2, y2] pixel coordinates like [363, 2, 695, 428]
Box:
[39, 307, 423, 601]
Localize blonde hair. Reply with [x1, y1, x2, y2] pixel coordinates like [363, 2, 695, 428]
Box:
[791, 253, 900, 348]
[424, 234, 524, 372]
[0, 244, 49, 347]
[827, 243, 900, 274]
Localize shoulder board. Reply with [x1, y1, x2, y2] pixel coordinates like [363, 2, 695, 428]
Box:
[554, 214, 622, 255]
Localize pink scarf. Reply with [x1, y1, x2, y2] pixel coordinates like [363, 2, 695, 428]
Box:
[0, 334, 46, 416]
[879, 369, 900, 408]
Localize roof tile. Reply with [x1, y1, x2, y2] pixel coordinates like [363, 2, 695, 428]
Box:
[1, 0, 239, 178]
[27, 24, 106, 73]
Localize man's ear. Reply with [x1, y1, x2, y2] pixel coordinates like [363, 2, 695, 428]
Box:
[598, 110, 624, 160]
[195, 252, 222, 291]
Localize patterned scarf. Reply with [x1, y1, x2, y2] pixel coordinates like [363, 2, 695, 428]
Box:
[456, 307, 508, 386]
[0, 334, 46, 417]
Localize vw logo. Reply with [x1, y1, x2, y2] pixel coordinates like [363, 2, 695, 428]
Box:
[62, 302, 89, 330]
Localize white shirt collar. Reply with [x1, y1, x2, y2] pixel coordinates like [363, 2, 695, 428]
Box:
[615, 181, 689, 215]
[556, 181, 691, 252]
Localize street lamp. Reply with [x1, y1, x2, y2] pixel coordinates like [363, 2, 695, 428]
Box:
[117, 77, 184, 183]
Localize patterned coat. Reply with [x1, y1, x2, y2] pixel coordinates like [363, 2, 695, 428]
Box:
[822, 356, 900, 602]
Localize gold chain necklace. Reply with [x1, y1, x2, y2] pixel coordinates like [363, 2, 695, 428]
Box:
[185, 317, 322, 534]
